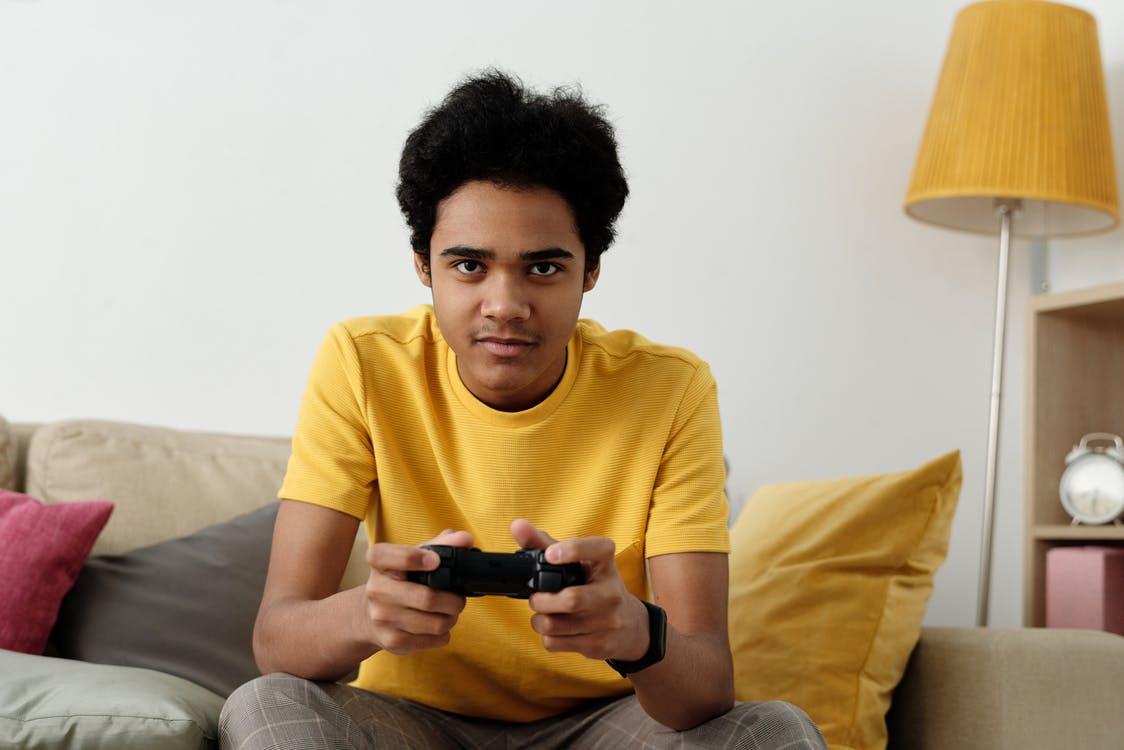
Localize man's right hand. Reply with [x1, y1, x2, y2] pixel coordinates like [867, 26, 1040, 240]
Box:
[362, 528, 474, 655]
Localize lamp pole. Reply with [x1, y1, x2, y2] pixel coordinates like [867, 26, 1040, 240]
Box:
[977, 198, 1019, 627]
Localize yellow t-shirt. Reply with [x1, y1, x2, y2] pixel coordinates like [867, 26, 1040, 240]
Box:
[278, 304, 729, 722]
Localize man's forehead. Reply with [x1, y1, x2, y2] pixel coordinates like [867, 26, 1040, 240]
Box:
[431, 182, 586, 260]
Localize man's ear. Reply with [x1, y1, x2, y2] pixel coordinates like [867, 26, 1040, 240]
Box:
[583, 261, 600, 293]
[413, 252, 432, 288]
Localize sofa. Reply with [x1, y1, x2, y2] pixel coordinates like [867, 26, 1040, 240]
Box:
[2, 417, 1123, 749]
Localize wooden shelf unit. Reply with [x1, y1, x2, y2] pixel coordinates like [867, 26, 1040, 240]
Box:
[1024, 281, 1124, 627]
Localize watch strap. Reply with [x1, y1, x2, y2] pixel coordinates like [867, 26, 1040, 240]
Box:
[606, 600, 667, 677]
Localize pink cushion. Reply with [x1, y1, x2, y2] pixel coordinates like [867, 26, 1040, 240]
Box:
[0, 490, 113, 654]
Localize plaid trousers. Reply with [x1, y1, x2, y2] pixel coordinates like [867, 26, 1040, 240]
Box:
[219, 673, 828, 749]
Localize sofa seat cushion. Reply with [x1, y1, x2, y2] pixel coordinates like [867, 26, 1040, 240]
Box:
[0, 648, 224, 749]
[728, 450, 962, 750]
[887, 626, 1124, 750]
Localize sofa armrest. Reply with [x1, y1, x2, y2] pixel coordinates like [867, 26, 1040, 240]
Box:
[886, 626, 1124, 750]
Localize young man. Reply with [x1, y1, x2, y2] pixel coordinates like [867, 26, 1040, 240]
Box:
[220, 71, 826, 749]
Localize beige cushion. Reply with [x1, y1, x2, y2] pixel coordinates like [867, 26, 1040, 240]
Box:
[0, 415, 15, 491]
[24, 419, 368, 590]
[888, 627, 1124, 750]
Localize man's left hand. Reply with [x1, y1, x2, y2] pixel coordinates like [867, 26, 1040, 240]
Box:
[510, 518, 649, 662]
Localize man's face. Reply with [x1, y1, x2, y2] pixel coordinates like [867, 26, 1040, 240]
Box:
[416, 180, 599, 412]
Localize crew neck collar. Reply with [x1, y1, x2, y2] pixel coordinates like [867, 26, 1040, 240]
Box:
[446, 331, 581, 428]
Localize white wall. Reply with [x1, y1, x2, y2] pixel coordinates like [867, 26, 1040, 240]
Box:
[2, 0, 1122, 628]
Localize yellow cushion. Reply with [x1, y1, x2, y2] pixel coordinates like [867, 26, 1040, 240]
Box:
[728, 451, 962, 750]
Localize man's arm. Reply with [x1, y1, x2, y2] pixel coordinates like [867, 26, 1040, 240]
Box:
[627, 551, 734, 730]
[253, 499, 473, 681]
[516, 519, 733, 732]
[252, 499, 377, 681]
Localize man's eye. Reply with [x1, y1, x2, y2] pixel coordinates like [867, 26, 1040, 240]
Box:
[454, 260, 484, 274]
[529, 263, 560, 276]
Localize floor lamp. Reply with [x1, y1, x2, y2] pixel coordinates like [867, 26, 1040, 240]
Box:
[903, 0, 1119, 627]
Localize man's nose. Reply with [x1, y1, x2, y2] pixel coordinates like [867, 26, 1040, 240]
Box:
[480, 273, 530, 322]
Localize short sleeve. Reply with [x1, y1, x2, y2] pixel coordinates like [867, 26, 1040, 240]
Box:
[277, 324, 377, 520]
[644, 363, 731, 557]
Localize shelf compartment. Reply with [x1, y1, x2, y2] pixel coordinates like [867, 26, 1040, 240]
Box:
[1024, 281, 1124, 627]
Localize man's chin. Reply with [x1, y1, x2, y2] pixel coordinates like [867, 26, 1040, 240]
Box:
[474, 375, 531, 397]
[457, 346, 564, 407]
[461, 367, 538, 403]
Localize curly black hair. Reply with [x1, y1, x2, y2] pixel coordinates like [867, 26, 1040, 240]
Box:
[396, 69, 629, 274]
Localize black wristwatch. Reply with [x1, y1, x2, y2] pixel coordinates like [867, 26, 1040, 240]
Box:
[606, 600, 667, 677]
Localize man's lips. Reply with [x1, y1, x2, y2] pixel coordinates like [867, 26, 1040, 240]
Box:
[476, 337, 536, 357]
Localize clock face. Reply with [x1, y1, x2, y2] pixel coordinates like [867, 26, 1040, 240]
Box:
[1060, 453, 1124, 524]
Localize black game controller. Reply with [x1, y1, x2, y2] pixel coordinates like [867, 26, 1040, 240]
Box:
[406, 545, 587, 598]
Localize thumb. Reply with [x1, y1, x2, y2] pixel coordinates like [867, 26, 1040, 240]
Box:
[510, 518, 557, 551]
[422, 528, 475, 549]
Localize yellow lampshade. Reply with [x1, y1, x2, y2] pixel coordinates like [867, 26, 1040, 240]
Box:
[905, 0, 1119, 237]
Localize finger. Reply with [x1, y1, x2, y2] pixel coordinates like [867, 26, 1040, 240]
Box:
[510, 518, 558, 551]
[421, 528, 475, 548]
[367, 542, 440, 573]
[366, 572, 466, 616]
[398, 580, 468, 617]
[530, 612, 594, 638]
[529, 585, 589, 614]
[544, 536, 615, 569]
[377, 629, 452, 656]
[389, 607, 460, 637]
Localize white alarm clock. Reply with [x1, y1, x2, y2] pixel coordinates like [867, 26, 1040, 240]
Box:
[1059, 433, 1124, 526]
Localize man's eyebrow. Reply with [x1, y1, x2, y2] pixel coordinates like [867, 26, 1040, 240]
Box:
[439, 246, 495, 260]
[521, 248, 575, 262]
[438, 246, 575, 262]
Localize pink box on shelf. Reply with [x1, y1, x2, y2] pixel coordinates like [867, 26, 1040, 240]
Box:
[1045, 545, 1124, 636]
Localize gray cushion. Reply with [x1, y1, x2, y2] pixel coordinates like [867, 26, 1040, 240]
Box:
[0, 648, 223, 749]
[50, 503, 278, 698]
